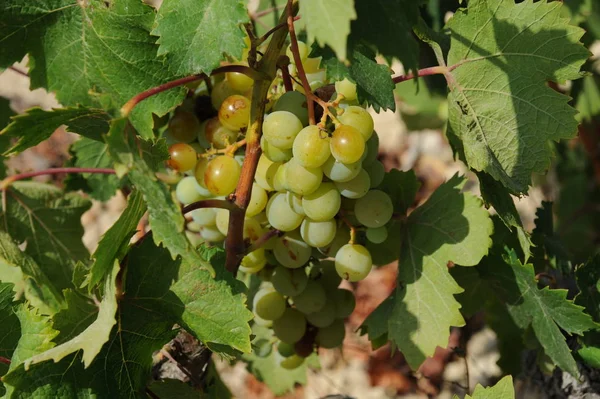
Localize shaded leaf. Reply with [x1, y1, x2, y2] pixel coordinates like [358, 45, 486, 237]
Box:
[454, 375, 514, 399]
[301, 0, 355, 61]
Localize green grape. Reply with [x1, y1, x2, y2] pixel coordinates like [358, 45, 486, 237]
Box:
[330, 124, 365, 164]
[303, 57, 322, 74]
[215, 211, 263, 242]
[316, 319, 346, 349]
[329, 288, 355, 318]
[364, 160, 385, 188]
[273, 308, 306, 344]
[215, 208, 229, 236]
[266, 192, 304, 232]
[167, 143, 197, 172]
[253, 287, 286, 320]
[278, 353, 305, 370]
[292, 125, 331, 168]
[239, 248, 267, 274]
[176, 176, 204, 205]
[273, 230, 311, 269]
[277, 341, 296, 358]
[246, 183, 268, 217]
[366, 226, 388, 244]
[285, 192, 306, 216]
[273, 161, 289, 192]
[218, 94, 250, 131]
[273, 91, 309, 126]
[225, 62, 254, 92]
[306, 299, 336, 328]
[318, 227, 350, 257]
[190, 208, 216, 226]
[335, 244, 372, 282]
[302, 183, 341, 222]
[354, 190, 393, 228]
[292, 280, 326, 314]
[337, 106, 374, 141]
[186, 221, 201, 232]
[286, 41, 309, 64]
[263, 111, 303, 149]
[185, 230, 204, 247]
[199, 225, 225, 242]
[285, 158, 323, 196]
[261, 136, 293, 162]
[168, 110, 200, 143]
[334, 78, 357, 101]
[271, 266, 308, 297]
[309, 260, 342, 289]
[300, 218, 337, 248]
[193, 157, 209, 188]
[334, 169, 370, 199]
[255, 154, 281, 191]
[204, 117, 238, 149]
[253, 313, 273, 327]
[211, 79, 239, 110]
[204, 155, 241, 196]
[322, 156, 362, 182]
[362, 132, 379, 166]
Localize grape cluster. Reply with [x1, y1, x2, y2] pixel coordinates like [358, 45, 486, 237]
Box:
[163, 41, 394, 369]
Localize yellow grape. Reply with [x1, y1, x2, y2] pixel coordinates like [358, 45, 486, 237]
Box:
[226, 62, 254, 92]
[168, 110, 200, 143]
[204, 117, 238, 149]
[218, 94, 250, 131]
[337, 106, 374, 141]
[167, 143, 197, 172]
[204, 155, 241, 196]
[330, 124, 365, 164]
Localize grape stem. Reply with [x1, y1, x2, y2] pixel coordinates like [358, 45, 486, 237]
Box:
[199, 139, 247, 159]
[182, 199, 236, 215]
[0, 167, 116, 190]
[277, 56, 294, 92]
[245, 229, 283, 254]
[120, 65, 267, 117]
[391, 65, 449, 84]
[0, 356, 10, 365]
[256, 16, 300, 45]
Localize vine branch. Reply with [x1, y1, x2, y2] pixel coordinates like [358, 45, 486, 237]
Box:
[0, 167, 115, 190]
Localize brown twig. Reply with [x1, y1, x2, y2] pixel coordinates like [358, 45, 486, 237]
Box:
[0, 167, 115, 190]
[277, 56, 294, 92]
[0, 356, 10, 365]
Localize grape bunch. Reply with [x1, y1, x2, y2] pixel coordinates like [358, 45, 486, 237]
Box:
[162, 40, 395, 369]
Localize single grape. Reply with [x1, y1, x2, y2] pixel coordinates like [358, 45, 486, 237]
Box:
[364, 160, 385, 188]
[302, 183, 341, 222]
[309, 260, 342, 289]
[193, 157, 209, 188]
[226, 62, 254, 92]
[366, 226, 388, 244]
[285, 158, 323, 196]
[204, 117, 238, 149]
[168, 110, 200, 143]
[261, 136, 293, 162]
[354, 190, 393, 228]
[337, 106, 374, 141]
[186, 221, 201, 232]
[335, 244, 372, 282]
[334, 169, 370, 199]
[278, 353, 305, 370]
[218, 94, 250, 131]
[263, 111, 303, 149]
[316, 319, 345, 349]
[292, 280, 326, 314]
[273, 91, 309, 126]
[253, 287, 286, 320]
[330, 124, 365, 164]
[300, 218, 337, 248]
[246, 183, 268, 217]
[273, 230, 311, 269]
[176, 176, 204, 205]
[293, 125, 331, 168]
[255, 154, 281, 191]
[204, 155, 241, 196]
[273, 308, 306, 344]
[318, 227, 350, 257]
[167, 143, 197, 172]
[335, 78, 357, 101]
[322, 156, 362, 182]
[285, 192, 306, 216]
[277, 341, 296, 358]
[273, 162, 289, 192]
[190, 208, 216, 226]
[362, 132, 379, 166]
[199, 225, 225, 243]
[266, 192, 304, 232]
[211, 79, 239, 110]
[239, 248, 267, 274]
[306, 299, 336, 328]
[271, 266, 308, 297]
[286, 41, 309, 63]
[215, 208, 229, 236]
[329, 288, 355, 318]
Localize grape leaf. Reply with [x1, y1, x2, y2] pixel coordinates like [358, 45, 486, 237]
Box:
[300, 0, 356, 61]
[575, 254, 600, 322]
[531, 201, 571, 272]
[51, 289, 97, 344]
[87, 190, 146, 288]
[0, 283, 20, 395]
[0, 106, 110, 156]
[0, 0, 186, 138]
[25, 262, 119, 368]
[0, 98, 13, 178]
[378, 169, 420, 215]
[0, 230, 63, 315]
[1, 182, 91, 293]
[149, 363, 232, 398]
[362, 175, 493, 369]
[153, 0, 249, 76]
[578, 346, 600, 369]
[479, 249, 599, 377]
[445, 0, 589, 193]
[453, 375, 514, 399]
[65, 137, 121, 202]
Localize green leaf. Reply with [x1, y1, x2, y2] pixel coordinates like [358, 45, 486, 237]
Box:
[50, 290, 97, 344]
[25, 261, 119, 368]
[149, 363, 232, 398]
[0, 283, 20, 395]
[1, 182, 91, 293]
[485, 295, 524, 375]
[578, 346, 600, 369]
[455, 375, 514, 399]
[531, 201, 571, 272]
[0, 0, 186, 138]
[450, 266, 490, 318]
[0, 106, 110, 156]
[300, 0, 356, 61]
[88, 190, 146, 288]
[153, 0, 249, 76]
[575, 254, 600, 322]
[378, 169, 420, 215]
[0, 231, 63, 315]
[65, 137, 121, 201]
[445, 0, 589, 193]
[351, 0, 420, 72]
[479, 249, 599, 377]
[106, 118, 214, 276]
